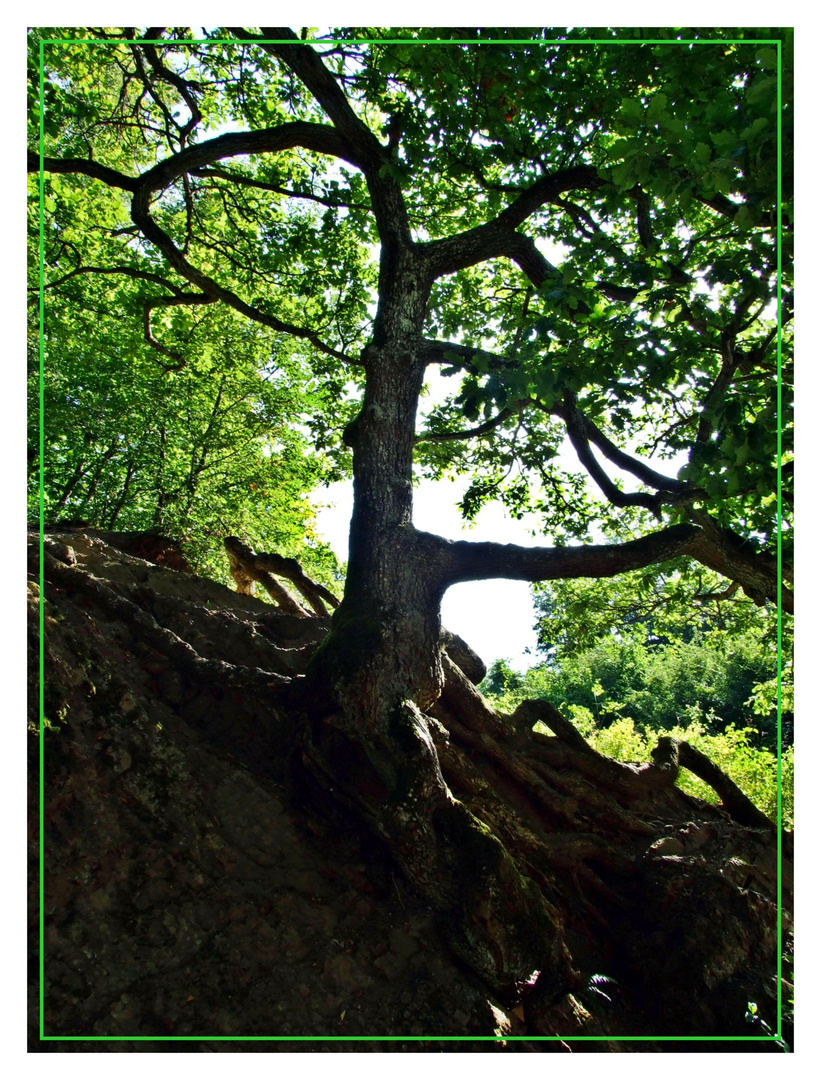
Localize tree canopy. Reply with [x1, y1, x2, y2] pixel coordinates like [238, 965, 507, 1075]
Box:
[30, 26, 792, 607]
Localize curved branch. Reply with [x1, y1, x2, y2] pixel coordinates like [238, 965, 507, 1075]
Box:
[125, 37, 195, 148]
[136, 122, 361, 196]
[551, 393, 690, 512]
[503, 232, 558, 288]
[224, 537, 339, 618]
[33, 122, 359, 200]
[431, 522, 791, 614]
[34, 120, 367, 363]
[422, 167, 602, 280]
[416, 407, 515, 444]
[686, 512, 793, 610]
[246, 29, 385, 170]
[30, 264, 187, 295]
[414, 357, 690, 507]
[695, 294, 768, 443]
[418, 338, 515, 371]
[439, 523, 702, 589]
[232, 28, 414, 251]
[27, 150, 139, 192]
[224, 537, 311, 615]
[29, 258, 221, 371]
[134, 38, 203, 141]
[562, 413, 662, 514]
[425, 226, 643, 314]
[143, 292, 216, 371]
[505, 234, 642, 304]
[655, 736, 777, 832]
[193, 166, 370, 210]
[571, 410, 688, 495]
[129, 190, 351, 363]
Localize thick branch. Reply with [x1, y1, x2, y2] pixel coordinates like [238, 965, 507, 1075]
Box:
[418, 338, 515, 372]
[656, 737, 777, 832]
[224, 537, 311, 615]
[242, 28, 412, 252]
[552, 393, 690, 512]
[32, 124, 358, 201]
[136, 122, 361, 196]
[686, 512, 793, 612]
[439, 523, 702, 589]
[563, 414, 662, 514]
[415, 358, 691, 506]
[27, 150, 139, 192]
[513, 699, 679, 797]
[248, 29, 384, 169]
[433, 522, 791, 615]
[422, 167, 601, 280]
[694, 191, 743, 219]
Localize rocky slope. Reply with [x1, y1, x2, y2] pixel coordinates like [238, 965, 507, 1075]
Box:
[27, 528, 792, 1052]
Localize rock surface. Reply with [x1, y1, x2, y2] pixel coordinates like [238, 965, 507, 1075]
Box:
[28, 530, 792, 1052]
[28, 531, 533, 1051]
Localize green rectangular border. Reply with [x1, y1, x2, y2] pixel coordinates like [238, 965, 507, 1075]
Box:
[35, 29, 787, 1048]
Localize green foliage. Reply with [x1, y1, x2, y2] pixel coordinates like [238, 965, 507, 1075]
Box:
[27, 29, 379, 588]
[532, 564, 781, 654]
[484, 641, 793, 825]
[536, 711, 792, 828]
[405, 28, 792, 561]
[484, 630, 788, 749]
[524, 568, 792, 749]
[28, 28, 792, 626]
[482, 558, 792, 825]
[27, 269, 350, 588]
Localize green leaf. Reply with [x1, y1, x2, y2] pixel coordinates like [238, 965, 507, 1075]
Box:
[755, 47, 778, 72]
[694, 142, 711, 167]
[646, 92, 668, 123]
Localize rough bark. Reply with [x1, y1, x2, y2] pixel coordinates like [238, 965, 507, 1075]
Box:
[223, 535, 339, 617]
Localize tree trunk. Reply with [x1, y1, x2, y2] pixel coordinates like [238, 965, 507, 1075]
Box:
[283, 244, 559, 989]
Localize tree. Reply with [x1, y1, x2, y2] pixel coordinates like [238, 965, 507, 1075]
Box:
[27, 280, 346, 585]
[30, 26, 793, 1026]
[525, 565, 791, 746]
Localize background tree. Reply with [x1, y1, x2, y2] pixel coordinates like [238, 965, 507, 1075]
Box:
[525, 565, 790, 745]
[30, 26, 793, 1017]
[28, 286, 346, 585]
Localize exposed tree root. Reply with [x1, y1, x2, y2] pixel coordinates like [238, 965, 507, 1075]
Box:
[224, 535, 340, 617]
[32, 531, 792, 1044]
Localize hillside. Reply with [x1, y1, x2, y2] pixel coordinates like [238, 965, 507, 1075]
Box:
[27, 528, 792, 1051]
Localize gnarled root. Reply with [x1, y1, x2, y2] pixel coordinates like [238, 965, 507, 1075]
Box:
[297, 693, 572, 994]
